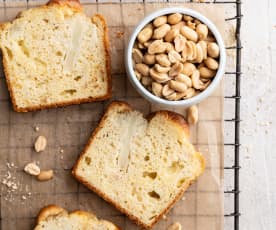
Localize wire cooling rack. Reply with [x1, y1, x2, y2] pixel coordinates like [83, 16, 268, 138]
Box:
[0, 0, 241, 229]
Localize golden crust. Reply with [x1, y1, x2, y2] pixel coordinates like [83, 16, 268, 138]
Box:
[72, 101, 205, 229]
[36, 204, 120, 230]
[0, 0, 111, 113]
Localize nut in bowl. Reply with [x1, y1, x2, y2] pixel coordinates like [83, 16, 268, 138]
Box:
[125, 8, 226, 107]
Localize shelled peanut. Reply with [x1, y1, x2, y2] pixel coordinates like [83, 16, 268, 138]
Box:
[132, 13, 220, 101]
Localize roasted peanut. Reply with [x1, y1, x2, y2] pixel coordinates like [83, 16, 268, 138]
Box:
[143, 40, 152, 48]
[162, 84, 175, 97]
[164, 28, 179, 42]
[37, 170, 54, 181]
[153, 24, 171, 39]
[168, 50, 182, 63]
[135, 63, 149, 76]
[152, 82, 163, 97]
[132, 48, 143, 63]
[167, 222, 182, 230]
[24, 162, 40, 176]
[156, 54, 171, 67]
[207, 42, 220, 58]
[183, 15, 193, 21]
[141, 76, 152, 86]
[171, 21, 185, 31]
[184, 87, 196, 99]
[169, 62, 184, 77]
[155, 64, 170, 73]
[166, 92, 178, 100]
[198, 40, 207, 59]
[185, 41, 197, 61]
[34, 135, 47, 153]
[187, 105, 198, 125]
[148, 40, 167, 54]
[134, 70, 142, 81]
[143, 53, 155, 65]
[199, 66, 216, 78]
[182, 62, 196, 76]
[175, 73, 192, 87]
[194, 43, 204, 63]
[169, 80, 188, 93]
[204, 57, 219, 70]
[164, 42, 175, 52]
[150, 68, 170, 83]
[153, 16, 167, 27]
[191, 69, 205, 89]
[194, 19, 201, 25]
[137, 24, 153, 43]
[187, 20, 196, 30]
[168, 13, 182, 25]
[174, 34, 186, 52]
[180, 26, 198, 42]
[196, 24, 208, 40]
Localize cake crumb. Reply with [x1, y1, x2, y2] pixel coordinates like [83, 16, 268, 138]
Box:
[34, 126, 40, 132]
[60, 149, 64, 153]
[181, 196, 186, 201]
[116, 31, 124, 39]
[162, 215, 167, 220]
[22, 195, 27, 200]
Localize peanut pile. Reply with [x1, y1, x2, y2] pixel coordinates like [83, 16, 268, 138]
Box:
[132, 13, 220, 101]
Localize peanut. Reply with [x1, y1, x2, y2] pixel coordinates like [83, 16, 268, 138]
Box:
[204, 57, 219, 70]
[148, 40, 167, 54]
[153, 24, 171, 39]
[134, 70, 142, 81]
[184, 87, 196, 99]
[187, 20, 196, 30]
[196, 24, 208, 40]
[152, 82, 163, 97]
[207, 42, 220, 58]
[167, 222, 182, 230]
[187, 105, 198, 125]
[168, 13, 182, 25]
[150, 68, 170, 83]
[180, 26, 198, 42]
[135, 63, 149, 76]
[199, 66, 216, 78]
[24, 163, 40, 176]
[156, 54, 171, 67]
[34, 135, 47, 153]
[169, 80, 188, 93]
[198, 40, 207, 59]
[37, 170, 54, 181]
[182, 62, 196, 76]
[175, 73, 192, 87]
[185, 41, 197, 61]
[168, 50, 182, 63]
[162, 84, 175, 97]
[169, 62, 184, 77]
[141, 76, 152, 86]
[164, 42, 175, 52]
[191, 69, 206, 90]
[165, 28, 179, 42]
[153, 16, 167, 27]
[183, 15, 193, 21]
[174, 34, 186, 52]
[143, 53, 155, 65]
[171, 21, 185, 31]
[155, 64, 170, 73]
[132, 48, 143, 63]
[137, 24, 153, 43]
[194, 43, 204, 63]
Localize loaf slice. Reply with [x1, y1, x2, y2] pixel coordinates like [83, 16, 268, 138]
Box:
[34, 205, 119, 230]
[0, 0, 111, 112]
[72, 101, 205, 229]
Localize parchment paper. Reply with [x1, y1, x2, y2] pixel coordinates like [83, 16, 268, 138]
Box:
[0, 2, 226, 229]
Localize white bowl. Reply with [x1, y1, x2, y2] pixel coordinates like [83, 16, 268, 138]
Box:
[125, 7, 226, 108]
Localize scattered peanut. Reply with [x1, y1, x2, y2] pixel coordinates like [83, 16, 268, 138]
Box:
[37, 170, 54, 181]
[187, 105, 198, 125]
[24, 163, 40, 176]
[34, 135, 47, 153]
[132, 13, 220, 101]
[167, 222, 182, 230]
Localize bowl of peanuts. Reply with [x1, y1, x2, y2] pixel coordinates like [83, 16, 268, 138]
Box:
[125, 7, 226, 107]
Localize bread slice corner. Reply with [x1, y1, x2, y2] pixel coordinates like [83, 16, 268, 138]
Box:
[34, 204, 120, 230]
[0, 0, 111, 112]
[72, 101, 205, 229]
